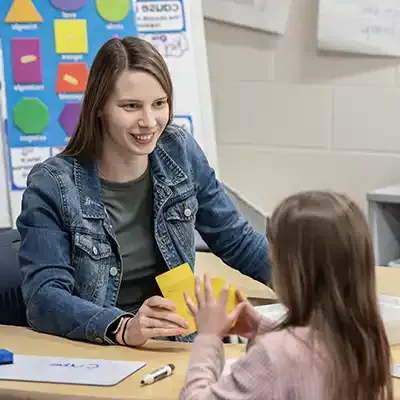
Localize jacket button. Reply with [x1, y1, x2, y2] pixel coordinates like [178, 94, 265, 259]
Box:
[184, 208, 192, 217]
[92, 246, 98, 255]
[109, 267, 118, 277]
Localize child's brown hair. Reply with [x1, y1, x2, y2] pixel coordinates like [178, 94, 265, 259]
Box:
[268, 190, 393, 400]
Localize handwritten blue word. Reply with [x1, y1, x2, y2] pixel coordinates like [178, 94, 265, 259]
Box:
[49, 362, 99, 369]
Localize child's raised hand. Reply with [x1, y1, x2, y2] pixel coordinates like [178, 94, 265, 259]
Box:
[184, 274, 245, 338]
[228, 290, 262, 339]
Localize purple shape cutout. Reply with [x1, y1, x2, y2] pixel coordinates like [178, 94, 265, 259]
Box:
[50, 0, 87, 12]
[59, 103, 82, 137]
[11, 38, 42, 84]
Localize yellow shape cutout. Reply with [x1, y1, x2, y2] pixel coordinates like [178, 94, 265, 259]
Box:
[5, 0, 43, 23]
[20, 55, 37, 64]
[63, 74, 78, 85]
[54, 19, 88, 54]
[156, 263, 245, 335]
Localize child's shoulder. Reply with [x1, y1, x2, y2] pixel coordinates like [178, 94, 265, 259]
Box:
[247, 327, 329, 397]
[258, 326, 326, 369]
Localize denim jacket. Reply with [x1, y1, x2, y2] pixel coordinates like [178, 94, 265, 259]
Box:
[17, 124, 270, 345]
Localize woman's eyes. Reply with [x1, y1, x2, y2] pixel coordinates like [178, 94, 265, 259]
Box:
[123, 100, 167, 110]
[123, 103, 139, 109]
[154, 99, 167, 108]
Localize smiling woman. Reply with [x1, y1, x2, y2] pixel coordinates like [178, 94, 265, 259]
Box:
[16, 36, 271, 349]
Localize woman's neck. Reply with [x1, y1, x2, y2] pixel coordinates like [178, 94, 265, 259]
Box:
[97, 152, 149, 183]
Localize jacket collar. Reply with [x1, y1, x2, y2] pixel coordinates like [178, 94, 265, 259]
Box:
[73, 142, 188, 219]
[149, 143, 187, 186]
[73, 158, 105, 219]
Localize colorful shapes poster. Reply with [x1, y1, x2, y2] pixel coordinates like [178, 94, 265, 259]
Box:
[0, 0, 137, 190]
[59, 103, 82, 137]
[13, 98, 49, 135]
[56, 63, 88, 93]
[11, 38, 43, 84]
[54, 19, 88, 54]
[5, 0, 43, 23]
[50, 0, 87, 12]
[96, 0, 130, 22]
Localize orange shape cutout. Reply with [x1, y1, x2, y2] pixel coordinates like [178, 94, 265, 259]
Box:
[56, 63, 89, 93]
[5, 0, 43, 23]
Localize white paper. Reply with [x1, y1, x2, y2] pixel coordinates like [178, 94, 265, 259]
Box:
[0, 355, 145, 386]
[318, 0, 400, 56]
[254, 303, 287, 322]
[255, 299, 400, 344]
[392, 364, 400, 378]
[10, 147, 51, 190]
[135, 0, 216, 167]
[202, 0, 292, 35]
[379, 294, 400, 307]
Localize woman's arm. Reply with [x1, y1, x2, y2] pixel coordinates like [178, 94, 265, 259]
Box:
[17, 164, 131, 344]
[185, 133, 271, 283]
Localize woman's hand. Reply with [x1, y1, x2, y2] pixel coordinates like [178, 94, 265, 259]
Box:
[184, 274, 245, 338]
[228, 290, 262, 339]
[122, 296, 189, 346]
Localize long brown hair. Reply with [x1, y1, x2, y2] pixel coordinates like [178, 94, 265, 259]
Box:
[268, 190, 393, 400]
[61, 36, 173, 162]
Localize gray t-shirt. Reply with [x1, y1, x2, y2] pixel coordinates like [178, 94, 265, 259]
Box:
[100, 168, 167, 313]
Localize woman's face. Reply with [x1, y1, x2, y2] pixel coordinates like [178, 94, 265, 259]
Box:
[102, 69, 170, 159]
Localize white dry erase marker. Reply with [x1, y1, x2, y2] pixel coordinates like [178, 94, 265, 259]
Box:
[141, 364, 175, 385]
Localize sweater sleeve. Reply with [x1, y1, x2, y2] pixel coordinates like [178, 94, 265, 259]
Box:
[179, 334, 277, 400]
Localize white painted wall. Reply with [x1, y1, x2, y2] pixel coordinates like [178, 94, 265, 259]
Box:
[205, 0, 400, 214]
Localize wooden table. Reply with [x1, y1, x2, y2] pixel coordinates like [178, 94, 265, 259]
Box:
[376, 266, 400, 398]
[0, 254, 399, 399]
[0, 325, 245, 399]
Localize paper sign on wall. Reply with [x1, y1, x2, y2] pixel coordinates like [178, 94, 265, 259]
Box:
[202, 0, 292, 35]
[318, 0, 400, 57]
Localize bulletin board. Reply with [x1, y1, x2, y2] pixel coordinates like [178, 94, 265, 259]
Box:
[0, 0, 217, 227]
[0, 0, 137, 191]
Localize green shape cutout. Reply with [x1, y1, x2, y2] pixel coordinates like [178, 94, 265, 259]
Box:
[96, 0, 130, 22]
[14, 98, 49, 135]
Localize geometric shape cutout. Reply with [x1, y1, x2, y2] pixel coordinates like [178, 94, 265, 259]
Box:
[5, 0, 43, 23]
[54, 19, 88, 54]
[13, 98, 49, 135]
[96, 0, 130, 22]
[11, 38, 43, 84]
[58, 103, 82, 137]
[56, 63, 88, 93]
[49, 0, 87, 12]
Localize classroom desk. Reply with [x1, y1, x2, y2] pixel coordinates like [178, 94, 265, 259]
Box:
[0, 255, 399, 399]
[0, 325, 246, 399]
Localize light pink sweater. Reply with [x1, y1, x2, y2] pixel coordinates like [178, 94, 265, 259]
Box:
[180, 319, 329, 400]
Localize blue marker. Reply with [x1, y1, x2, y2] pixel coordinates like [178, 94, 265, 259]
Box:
[0, 349, 13, 365]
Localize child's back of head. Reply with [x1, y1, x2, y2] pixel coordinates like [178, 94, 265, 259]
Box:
[268, 190, 393, 400]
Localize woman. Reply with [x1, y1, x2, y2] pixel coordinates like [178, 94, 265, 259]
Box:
[180, 191, 393, 399]
[17, 36, 270, 347]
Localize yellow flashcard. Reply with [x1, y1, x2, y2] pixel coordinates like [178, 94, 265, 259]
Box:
[156, 263, 245, 335]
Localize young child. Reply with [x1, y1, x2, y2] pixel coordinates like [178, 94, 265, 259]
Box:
[180, 190, 393, 400]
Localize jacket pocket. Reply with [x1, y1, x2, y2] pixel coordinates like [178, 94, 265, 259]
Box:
[72, 232, 112, 301]
[164, 196, 198, 259]
[164, 196, 198, 222]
